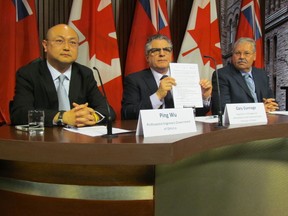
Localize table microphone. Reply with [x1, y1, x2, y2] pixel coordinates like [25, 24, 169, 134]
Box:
[203, 55, 224, 127]
[93, 67, 117, 138]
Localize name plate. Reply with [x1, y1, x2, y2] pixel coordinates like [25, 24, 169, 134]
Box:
[136, 108, 196, 137]
[223, 103, 267, 125]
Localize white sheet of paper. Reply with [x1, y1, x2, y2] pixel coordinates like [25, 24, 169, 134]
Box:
[195, 116, 219, 123]
[169, 63, 203, 108]
[269, 111, 288, 116]
[64, 126, 132, 137]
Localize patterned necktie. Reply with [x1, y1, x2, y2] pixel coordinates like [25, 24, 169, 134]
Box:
[243, 73, 258, 102]
[160, 75, 174, 108]
[57, 74, 70, 110]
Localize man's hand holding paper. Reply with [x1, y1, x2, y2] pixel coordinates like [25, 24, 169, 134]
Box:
[156, 76, 176, 100]
[169, 63, 205, 108]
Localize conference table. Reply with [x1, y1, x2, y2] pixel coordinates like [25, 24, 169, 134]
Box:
[1, 114, 288, 216]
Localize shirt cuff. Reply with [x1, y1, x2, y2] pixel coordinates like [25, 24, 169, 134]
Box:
[203, 97, 211, 107]
[95, 111, 105, 123]
[150, 93, 163, 109]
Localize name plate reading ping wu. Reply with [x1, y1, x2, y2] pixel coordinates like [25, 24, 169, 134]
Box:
[224, 103, 267, 125]
[136, 108, 196, 137]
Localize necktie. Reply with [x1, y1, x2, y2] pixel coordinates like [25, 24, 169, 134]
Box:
[160, 75, 174, 108]
[243, 73, 258, 102]
[57, 74, 70, 110]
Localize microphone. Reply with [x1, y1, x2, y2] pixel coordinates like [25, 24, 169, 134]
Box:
[93, 67, 117, 138]
[203, 55, 224, 127]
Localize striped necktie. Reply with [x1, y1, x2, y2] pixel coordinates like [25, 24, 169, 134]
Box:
[243, 73, 258, 102]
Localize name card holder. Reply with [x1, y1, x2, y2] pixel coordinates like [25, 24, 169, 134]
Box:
[136, 108, 196, 137]
[223, 103, 267, 125]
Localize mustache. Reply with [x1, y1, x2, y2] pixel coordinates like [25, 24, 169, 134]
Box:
[237, 59, 247, 64]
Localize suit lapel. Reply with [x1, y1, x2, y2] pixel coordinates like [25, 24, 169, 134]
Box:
[39, 61, 59, 107]
[143, 69, 158, 94]
[230, 64, 254, 100]
[252, 68, 262, 101]
[69, 64, 80, 104]
[41, 60, 79, 109]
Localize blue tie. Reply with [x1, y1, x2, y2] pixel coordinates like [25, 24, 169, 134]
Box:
[57, 74, 70, 110]
[243, 73, 258, 102]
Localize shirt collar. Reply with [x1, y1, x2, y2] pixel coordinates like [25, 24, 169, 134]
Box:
[240, 69, 253, 77]
[150, 68, 170, 82]
[47, 61, 72, 81]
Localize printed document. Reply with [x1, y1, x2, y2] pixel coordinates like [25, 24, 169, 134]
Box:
[169, 63, 203, 108]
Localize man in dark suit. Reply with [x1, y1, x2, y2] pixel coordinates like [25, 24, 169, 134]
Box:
[10, 24, 115, 127]
[211, 37, 278, 115]
[122, 34, 212, 120]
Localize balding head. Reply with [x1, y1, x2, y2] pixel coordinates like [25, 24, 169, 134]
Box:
[42, 24, 79, 73]
[46, 24, 79, 41]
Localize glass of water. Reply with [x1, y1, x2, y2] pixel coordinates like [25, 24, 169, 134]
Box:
[28, 110, 45, 134]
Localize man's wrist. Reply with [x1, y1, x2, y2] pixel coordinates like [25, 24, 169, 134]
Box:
[56, 110, 66, 126]
[92, 112, 99, 123]
[203, 96, 211, 107]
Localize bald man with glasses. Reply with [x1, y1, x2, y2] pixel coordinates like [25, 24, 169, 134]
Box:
[10, 24, 115, 127]
[122, 34, 212, 120]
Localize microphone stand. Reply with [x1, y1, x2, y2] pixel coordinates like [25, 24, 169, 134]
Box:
[93, 67, 118, 138]
[203, 55, 224, 127]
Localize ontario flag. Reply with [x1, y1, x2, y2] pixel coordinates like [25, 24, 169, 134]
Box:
[235, 0, 264, 68]
[177, 0, 222, 80]
[0, 0, 40, 124]
[68, 0, 123, 119]
[125, 0, 171, 76]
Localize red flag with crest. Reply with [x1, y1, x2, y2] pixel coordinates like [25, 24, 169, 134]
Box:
[125, 0, 171, 76]
[69, 0, 123, 119]
[0, 0, 40, 124]
[177, 0, 222, 80]
[235, 0, 264, 68]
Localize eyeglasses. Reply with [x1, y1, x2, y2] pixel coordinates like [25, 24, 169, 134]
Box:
[47, 39, 79, 47]
[148, 47, 173, 56]
[233, 51, 254, 57]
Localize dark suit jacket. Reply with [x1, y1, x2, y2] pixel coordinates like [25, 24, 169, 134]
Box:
[10, 59, 115, 126]
[122, 68, 209, 120]
[211, 63, 274, 115]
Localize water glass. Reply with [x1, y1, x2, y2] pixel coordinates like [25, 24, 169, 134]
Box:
[28, 110, 45, 133]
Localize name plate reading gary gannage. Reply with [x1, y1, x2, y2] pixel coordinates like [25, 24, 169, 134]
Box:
[223, 103, 267, 125]
[136, 108, 196, 137]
